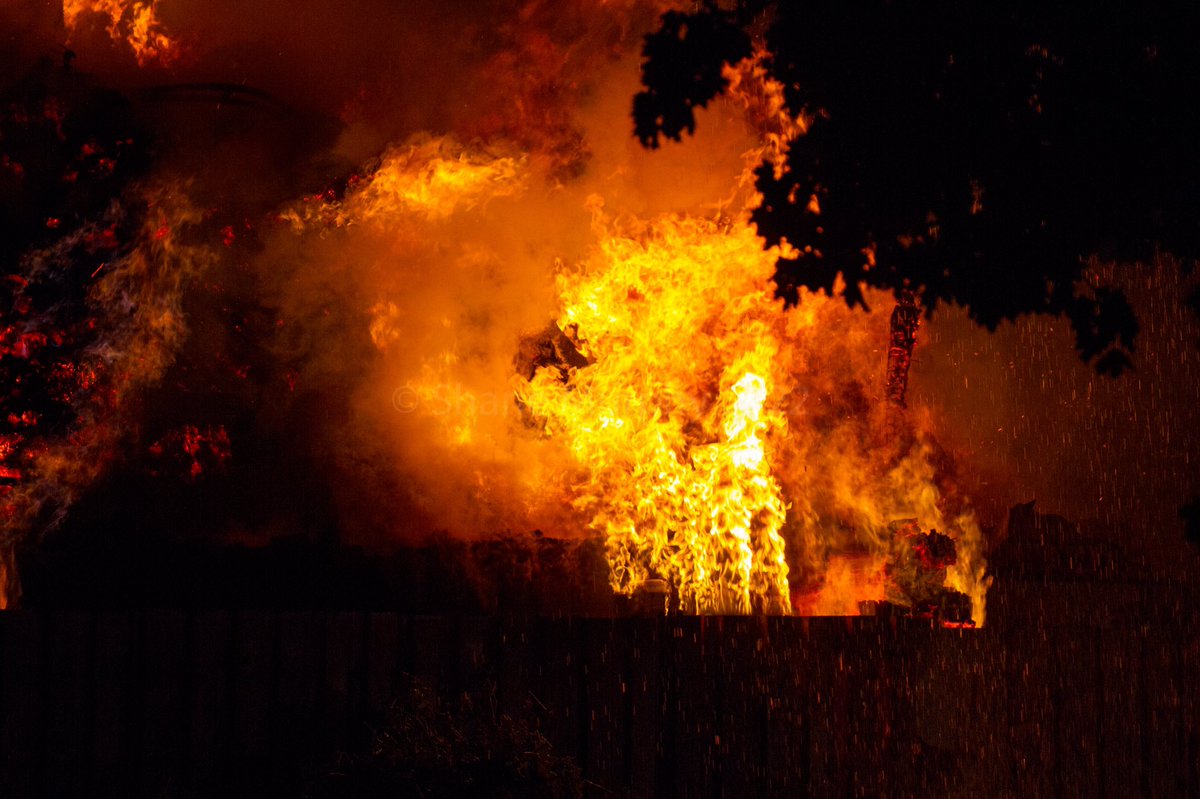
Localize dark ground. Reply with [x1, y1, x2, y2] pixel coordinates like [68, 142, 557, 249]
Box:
[2, 504, 1199, 798]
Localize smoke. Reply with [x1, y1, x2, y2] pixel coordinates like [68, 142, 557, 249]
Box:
[211, 1, 761, 546]
[243, 60, 766, 545]
[6, 0, 772, 549]
[10, 0, 1194, 618]
[254, 138, 577, 542]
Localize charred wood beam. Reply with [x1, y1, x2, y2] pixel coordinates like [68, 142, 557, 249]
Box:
[885, 289, 920, 409]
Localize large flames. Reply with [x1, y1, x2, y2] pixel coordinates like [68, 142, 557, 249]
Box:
[331, 134, 989, 622]
[520, 215, 794, 615]
[522, 212, 988, 621]
[4, 2, 991, 620]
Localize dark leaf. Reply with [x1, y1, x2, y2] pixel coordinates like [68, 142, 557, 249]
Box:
[632, 11, 752, 148]
[635, 1, 1200, 373]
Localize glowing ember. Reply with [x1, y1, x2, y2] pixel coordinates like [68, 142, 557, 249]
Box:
[0, 547, 13, 609]
[0, 183, 216, 577]
[147, 424, 232, 480]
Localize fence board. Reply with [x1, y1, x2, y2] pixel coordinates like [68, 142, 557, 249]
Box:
[323, 611, 368, 751]
[626, 617, 665, 799]
[1007, 626, 1056, 798]
[710, 617, 769, 799]
[669, 616, 720, 799]
[1145, 629, 1188, 798]
[457, 614, 497, 695]
[275, 611, 322, 760]
[187, 611, 234, 792]
[90, 612, 133, 799]
[232, 611, 278, 768]
[1098, 627, 1143, 799]
[139, 610, 190, 798]
[494, 615, 537, 722]
[1051, 627, 1102, 799]
[581, 618, 626, 797]
[804, 619, 847, 799]
[365, 611, 400, 717]
[0, 612, 44, 798]
[761, 617, 811, 798]
[844, 621, 887, 799]
[1182, 635, 1200, 798]
[43, 611, 93, 798]
[407, 615, 450, 689]
[533, 617, 582, 765]
[0, 612, 1197, 798]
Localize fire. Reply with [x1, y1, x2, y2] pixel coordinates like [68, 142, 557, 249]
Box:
[515, 210, 988, 621]
[9, 5, 991, 621]
[280, 139, 527, 232]
[0, 181, 215, 588]
[280, 74, 991, 620]
[62, 0, 178, 66]
[795, 554, 889, 616]
[516, 215, 795, 614]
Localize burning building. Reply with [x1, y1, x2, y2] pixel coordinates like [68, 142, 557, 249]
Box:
[0, 0, 1008, 624]
[1, 1, 1200, 794]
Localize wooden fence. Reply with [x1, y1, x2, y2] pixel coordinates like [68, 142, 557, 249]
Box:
[1, 609, 1198, 798]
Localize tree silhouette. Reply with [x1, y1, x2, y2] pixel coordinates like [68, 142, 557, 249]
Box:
[634, 0, 1200, 375]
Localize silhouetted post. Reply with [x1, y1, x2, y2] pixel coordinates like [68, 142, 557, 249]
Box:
[885, 290, 920, 410]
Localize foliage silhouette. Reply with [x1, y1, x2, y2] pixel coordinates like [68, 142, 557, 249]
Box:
[634, 0, 1200, 375]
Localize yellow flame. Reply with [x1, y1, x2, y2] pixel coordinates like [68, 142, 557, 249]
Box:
[507, 209, 989, 619]
[298, 102, 990, 620]
[359, 144, 526, 222]
[515, 215, 796, 613]
[281, 138, 527, 233]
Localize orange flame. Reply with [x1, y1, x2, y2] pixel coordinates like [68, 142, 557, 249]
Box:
[515, 215, 795, 614]
[794, 554, 890, 616]
[277, 55, 990, 621]
[515, 212, 988, 620]
[63, 0, 178, 66]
